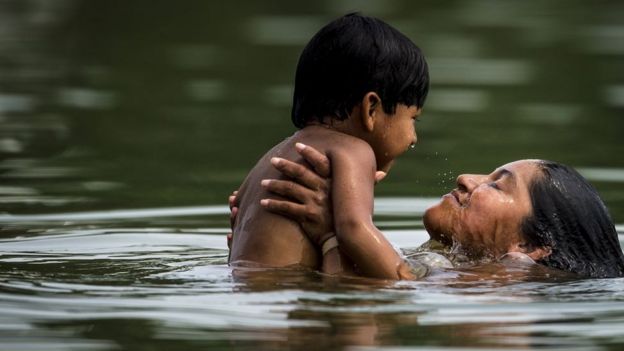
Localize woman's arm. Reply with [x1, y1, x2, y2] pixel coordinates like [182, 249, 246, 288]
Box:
[261, 143, 415, 280]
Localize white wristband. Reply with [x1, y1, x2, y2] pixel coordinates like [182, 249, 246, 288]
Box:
[321, 236, 339, 255]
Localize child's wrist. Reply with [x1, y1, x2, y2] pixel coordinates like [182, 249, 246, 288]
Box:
[321, 234, 338, 255]
[318, 232, 335, 247]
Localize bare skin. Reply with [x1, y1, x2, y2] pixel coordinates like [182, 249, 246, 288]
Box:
[250, 146, 552, 280]
[424, 160, 551, 261]
[257, 143, 400, 277]
[246, 144, 411, 278]
[230, 92, 421, 279]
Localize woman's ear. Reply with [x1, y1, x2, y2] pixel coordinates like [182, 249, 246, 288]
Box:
[524, 246, 552, 261]
[508, 242, 552, 262]
[360, 92, 382, 132]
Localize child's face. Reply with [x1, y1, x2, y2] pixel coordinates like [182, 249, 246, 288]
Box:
[370, 104, 421, 171]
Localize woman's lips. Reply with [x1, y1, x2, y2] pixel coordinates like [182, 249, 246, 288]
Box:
[450, 189, 469, 207]
[443, 189, 468, 207]
[451, 190, 461, 203]
[443, 191, 460, 206]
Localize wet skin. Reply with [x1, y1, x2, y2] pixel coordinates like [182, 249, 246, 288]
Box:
[253, 151, 553, 279]
[230, 92, 421, 277]
[424, 160, 541, 259]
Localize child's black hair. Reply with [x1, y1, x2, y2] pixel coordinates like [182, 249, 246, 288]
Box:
[291, 13, 429, 128]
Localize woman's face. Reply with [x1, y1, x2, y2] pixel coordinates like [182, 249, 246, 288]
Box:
[423, 160, 540, 259]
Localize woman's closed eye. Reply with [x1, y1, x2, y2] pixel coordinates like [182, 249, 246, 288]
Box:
[489, 181, 500, 190]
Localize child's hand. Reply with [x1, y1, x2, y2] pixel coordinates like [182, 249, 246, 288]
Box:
[260, 143, 334, 246]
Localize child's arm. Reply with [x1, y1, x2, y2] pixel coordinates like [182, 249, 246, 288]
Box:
[328, 141, 416, 280]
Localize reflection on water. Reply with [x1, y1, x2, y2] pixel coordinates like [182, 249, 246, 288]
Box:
[1, 0, 624, 349]
[1, 208, 623, 350]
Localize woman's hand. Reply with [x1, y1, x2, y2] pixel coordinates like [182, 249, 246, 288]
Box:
[225, 143, 335, 249]
[227, 190, 238, 250]
[260, 143, 334, 246]
[259, 142, 388, 246]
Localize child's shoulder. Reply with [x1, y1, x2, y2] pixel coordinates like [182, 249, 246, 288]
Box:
[327, 130, 374, 160]
[300, 127, 376, 171]
[302, 126, 373, 155]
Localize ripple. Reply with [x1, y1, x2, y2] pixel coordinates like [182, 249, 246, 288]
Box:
[426, 89, 489, 113]
[0, 93, 34, 113]
[581, 25, 624, 55]
[577, 167, 624, 183]
[0, 230, 229, 255]
[605, 85, 624, 108]
[57, 88, 117, 110]
[429, 58, 534, 85]
[247, 16, 325, 45]
[374, 197, 440, 216]
[187, 80, 226, 101]
[0, 205, 230, 223]
[0, 197, 439, 224]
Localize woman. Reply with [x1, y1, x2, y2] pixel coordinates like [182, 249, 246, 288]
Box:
[232, 144, 624, 279]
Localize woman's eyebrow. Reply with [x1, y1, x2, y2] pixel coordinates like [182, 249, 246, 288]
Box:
[497, 168, 516, 186]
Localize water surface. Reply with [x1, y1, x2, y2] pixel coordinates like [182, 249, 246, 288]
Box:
[1, 0, 624, 350]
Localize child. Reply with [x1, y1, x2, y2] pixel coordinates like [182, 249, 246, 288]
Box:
[229, 13, 429, 278]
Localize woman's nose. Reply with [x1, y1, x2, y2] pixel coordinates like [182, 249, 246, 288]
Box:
[456, 174, 485, 192]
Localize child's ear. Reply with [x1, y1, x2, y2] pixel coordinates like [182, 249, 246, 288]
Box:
[360, 92, 382, 132]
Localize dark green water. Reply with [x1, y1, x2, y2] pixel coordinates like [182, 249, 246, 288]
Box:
[1, 1, 624, 350]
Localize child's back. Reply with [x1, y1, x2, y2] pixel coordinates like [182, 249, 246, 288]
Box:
[229, 13, 429, 271]
[230, 127, 366, 268]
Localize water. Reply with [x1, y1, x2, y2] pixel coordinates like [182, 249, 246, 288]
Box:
[3, 206, 624, 350]
[1, 0, 624, 350]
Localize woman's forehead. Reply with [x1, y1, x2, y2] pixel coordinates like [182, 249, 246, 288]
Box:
[496, 160, 540, 174]
[490, 160, 542, 187]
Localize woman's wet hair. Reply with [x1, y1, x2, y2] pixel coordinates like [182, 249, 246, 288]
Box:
[291, 13, 429, 128]
[521, 161, 624, 278]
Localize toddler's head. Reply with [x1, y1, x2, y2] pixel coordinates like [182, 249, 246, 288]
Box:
[291, 13, 429, 129]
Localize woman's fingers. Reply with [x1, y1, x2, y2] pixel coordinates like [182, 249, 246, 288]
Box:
[260, 198, 308, 222]
[228, 190, 239, 229]
[375, 171, 387, 184]
[230, 206, 238, 228]
[228, 190, 238, 210]
[228, 190, 238, 250]
[295, 143, 331, 177]
[226, 233, 233, 250]
[261, 179, 314, 203]
[271, 157, 327, 191]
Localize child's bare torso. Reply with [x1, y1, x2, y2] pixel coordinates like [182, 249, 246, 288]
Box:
[230, 126, 364, 269]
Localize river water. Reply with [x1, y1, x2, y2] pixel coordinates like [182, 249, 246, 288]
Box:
[1, 1, 624, 350]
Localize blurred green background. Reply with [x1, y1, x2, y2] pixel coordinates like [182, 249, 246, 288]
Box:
[1, 0, 624, 220]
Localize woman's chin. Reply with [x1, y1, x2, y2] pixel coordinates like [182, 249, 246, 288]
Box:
[423, 217, 453, 246]
[423, 205, 453, 246]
